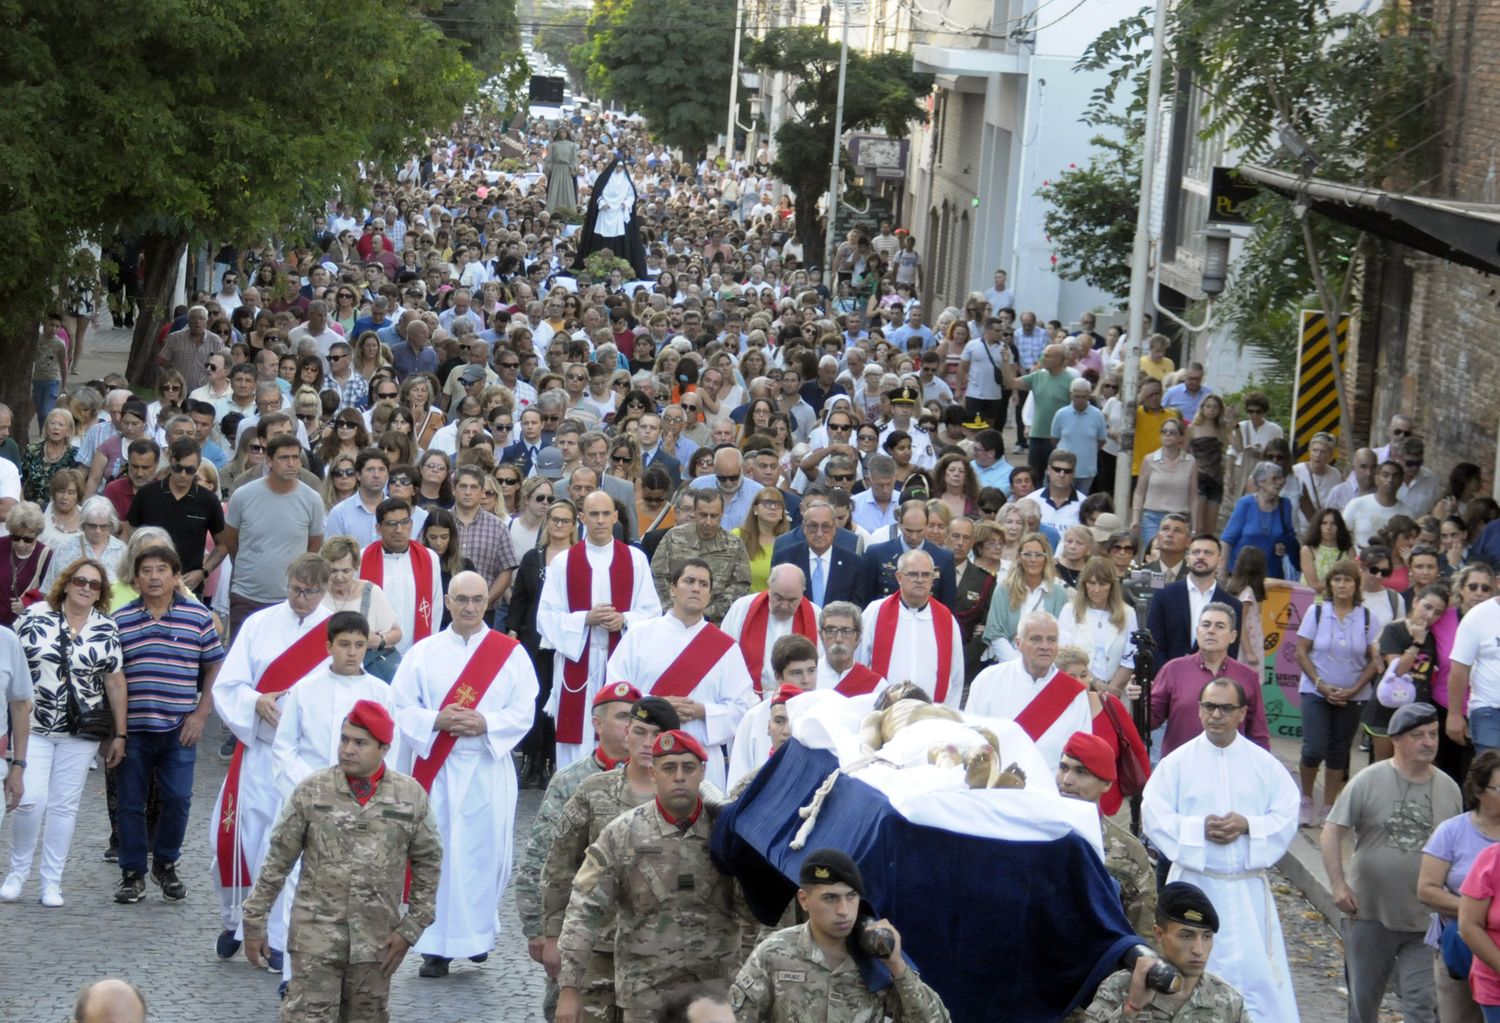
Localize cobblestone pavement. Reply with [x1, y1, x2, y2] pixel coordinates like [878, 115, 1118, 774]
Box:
[0, 743, 1368, 1022]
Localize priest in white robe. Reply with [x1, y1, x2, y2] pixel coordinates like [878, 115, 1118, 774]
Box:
[719, 565, 820, 695]
[392, 571, 539, 976]
[965, 610, 1090, 769]
[267, 611, 398, 983]
[209, 557, 332, 947]
[1143, 677, 1301, 1023]
[360, 501, 442, 654]
[815, 600, 889, 697]
[537, 491, 659, 769]
[854, 550, 963, 709]
[607, 558, 755, 790]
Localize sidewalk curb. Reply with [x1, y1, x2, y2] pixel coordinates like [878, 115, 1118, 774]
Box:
[1279, 827, 1339, 926]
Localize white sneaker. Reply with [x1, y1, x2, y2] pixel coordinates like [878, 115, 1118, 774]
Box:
[1298, 796, 1315, 827]
[0, 873, 23, 902]
[39, 884, 63, 908]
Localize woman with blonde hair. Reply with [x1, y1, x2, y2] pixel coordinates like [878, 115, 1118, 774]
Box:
[319, 452, 358, 511]
[982, 532, 1070, 662]
[400, 374, 446, 450]
[320, 534, 401, 679]
[1055, 525, 1095, 589]
[994, 503, 1026, 573]
[1056, 556, 1138, 696]
[734, 488, 790, 593]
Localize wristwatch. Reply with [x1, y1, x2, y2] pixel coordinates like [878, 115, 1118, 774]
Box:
[9, 759, 25, 769]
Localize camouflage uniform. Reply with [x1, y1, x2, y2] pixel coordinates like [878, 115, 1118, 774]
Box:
[1103, 816, 1157, 939]
[557, 799, 744, 1022]
[1084, 967, 1247, 1021]
[242, 767, 443, 1023]
[729, 923, 951, 1023]
[650, 524, 752, 623]
[541, 768, 655, 1022]
[515, 753, 610, 1020]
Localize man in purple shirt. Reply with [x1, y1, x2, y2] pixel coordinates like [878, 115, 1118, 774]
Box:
[1150, 601, 1271, 756]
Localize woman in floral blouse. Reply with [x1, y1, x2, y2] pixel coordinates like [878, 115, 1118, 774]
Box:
[0, 557, 124, 907]
[21, 407, 79, 505]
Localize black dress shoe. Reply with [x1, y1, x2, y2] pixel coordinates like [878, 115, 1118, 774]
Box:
[418, 955, 450, 978]
[468, 952, 489, 963]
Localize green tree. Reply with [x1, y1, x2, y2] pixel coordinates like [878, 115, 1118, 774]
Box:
[1073, 0, 1436, 455]
[429, 0, 522, 75]
[534, 5, 591, 92]
[583, 0, 735, 156]
[747, 27, 932, 256]
[0, 0, 477, 422]
[1038, 115, 1140, 300]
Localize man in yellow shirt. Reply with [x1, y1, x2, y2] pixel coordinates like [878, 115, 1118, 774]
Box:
[1139, 333, 1175, 382]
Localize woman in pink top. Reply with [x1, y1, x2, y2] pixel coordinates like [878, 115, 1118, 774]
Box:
[1459, 840, 1500, 1019]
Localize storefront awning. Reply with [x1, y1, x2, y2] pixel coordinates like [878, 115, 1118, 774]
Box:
[1238, 164, 1500, 275]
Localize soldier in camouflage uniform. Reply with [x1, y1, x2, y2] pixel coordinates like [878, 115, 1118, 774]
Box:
[541, 696, 679, 1022]
[242, 701, 442, 1023]
[515, 683, 645, 1020]
[1083, 882, 1247, 1022]
[556, 729, 744, 1023]
[1056, 732, 1157, 938]
[649, 490, 752, 623]
[729, 848, 951, 1023]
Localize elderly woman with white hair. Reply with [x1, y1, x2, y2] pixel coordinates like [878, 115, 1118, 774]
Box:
[43, 496, 128, 593]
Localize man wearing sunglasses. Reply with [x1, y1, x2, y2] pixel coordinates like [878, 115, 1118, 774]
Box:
[128, 438, 227, 595]
[323, 341, 367, 413]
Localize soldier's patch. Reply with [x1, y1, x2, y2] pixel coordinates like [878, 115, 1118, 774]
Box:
[775, 971, 806, 983]
[677, 873, 695, 891]
[660, 733, 675, 751]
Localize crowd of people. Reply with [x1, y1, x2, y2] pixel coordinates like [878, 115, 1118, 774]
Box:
[8, 108, 1500, 1022]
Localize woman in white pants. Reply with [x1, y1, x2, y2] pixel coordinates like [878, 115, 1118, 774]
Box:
[0, 556, 124, 907]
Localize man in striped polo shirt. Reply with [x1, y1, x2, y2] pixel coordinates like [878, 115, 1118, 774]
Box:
[113, 543, 225, 905]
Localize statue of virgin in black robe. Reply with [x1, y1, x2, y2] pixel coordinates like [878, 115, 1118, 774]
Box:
[570, 157, 648, 280]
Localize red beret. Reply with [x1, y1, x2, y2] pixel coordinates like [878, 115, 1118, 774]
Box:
[651, 728, 707, 762]
[770, 684, 805, 706]
[594, 681, 643, 708]
[1063, 731, 1116, 782]
[346, 699, 395, 745]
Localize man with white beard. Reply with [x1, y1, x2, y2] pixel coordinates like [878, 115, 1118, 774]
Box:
[1143, 677, 1301, 1023]
[392, 572, 540, 978]
[538, 492, 660, 769]
[209, 555, 332, 967]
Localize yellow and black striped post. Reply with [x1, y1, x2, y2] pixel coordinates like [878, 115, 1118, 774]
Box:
[1293, 310, 1349, 462]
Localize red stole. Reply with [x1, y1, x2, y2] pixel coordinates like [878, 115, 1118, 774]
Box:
[648, 620, 737, 699]
[834, 663, 886, 697]
[738, 593, 818, 695]
[360, 541, 436, 643]
[869, 595, 955, 703]
[557, 541, 634, 744]
[1013, 671, 1087, 742]
[217, 620, 329, 887]
[411, 630, 517, 791]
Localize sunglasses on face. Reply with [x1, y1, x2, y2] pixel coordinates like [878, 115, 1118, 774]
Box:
[69, 576, 103, 592]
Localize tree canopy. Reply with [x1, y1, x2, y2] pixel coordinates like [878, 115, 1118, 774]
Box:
[0, 0, 479, 410]
[746, 27, 932, 252]
[580, 0, 736, 156]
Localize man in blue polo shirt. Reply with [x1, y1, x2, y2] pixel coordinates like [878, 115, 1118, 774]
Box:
[112, 544, 225, 906]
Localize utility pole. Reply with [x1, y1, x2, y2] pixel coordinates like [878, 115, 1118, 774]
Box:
[725, 0, 745, 161]
[1113, 0, 1169, 521]
[821, 0, 850, 290]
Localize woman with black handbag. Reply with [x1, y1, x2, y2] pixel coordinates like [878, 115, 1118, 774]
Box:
[0, 557, 124, 907]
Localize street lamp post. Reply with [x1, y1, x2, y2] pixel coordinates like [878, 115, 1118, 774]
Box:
[726, 0, 745, 160]
[1113, 0, 1170, 521]
[821, 1, 850, 290]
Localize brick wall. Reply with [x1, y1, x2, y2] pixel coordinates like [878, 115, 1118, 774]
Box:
[1369, 0, 1500, 489]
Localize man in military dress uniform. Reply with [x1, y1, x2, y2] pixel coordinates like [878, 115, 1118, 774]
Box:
[1083, 882, 1249, 1022]
[242, 701, 443, 1023]
[555, 729, 744, 1023]
[541, 697, 681, 1021]
[516, 682, 644, 1019]
[729, 847, 951, 1022]
[651, 489, 753, 624]
[1055, 731, 1155, 938]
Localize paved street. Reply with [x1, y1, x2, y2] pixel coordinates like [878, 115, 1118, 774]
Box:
[0, 741, 1364, 1021]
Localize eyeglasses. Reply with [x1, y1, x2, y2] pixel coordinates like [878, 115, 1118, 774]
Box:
[822, 625, 858, 638]
[297, 413, 317, 423]
[1019, 550, 1047, 559]
[377, 390, 399, 399]
[1404, 459, 1423, 468]
[611, 454, 633, 464]
[69, 576, 103, 592]
[1366, 566, 1393, 577]
[83, 521, 112, 531]
[161, 385, 182, 393]
[389, 475, 413, 486]
[450, 594, 487, 607]
[547, 515, 575, 526]
[11, 534, 37, 544]
[498, 361, 519, 369]
[716, 473, 741, 483]
[328, 353, 349, 362]
[336, 421, 358, 430]
[1199, 701, 1244, 716]
[382, 518, 412, 529]
[289, 585, 324, 599]
[333, 467, 356, 478]
[1110, 543, 1137, 553]
[204, 361, 220, 370]
[1467, 583, 1495, 593]
[827, 423, 852, 433]
[532, 493, 552, 503]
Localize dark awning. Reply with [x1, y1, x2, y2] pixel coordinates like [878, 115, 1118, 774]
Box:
[1237, 164, 1500, 275]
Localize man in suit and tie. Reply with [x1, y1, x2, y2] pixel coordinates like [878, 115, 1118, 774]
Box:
[770, 499, 866, 609]
[861, 500, 957, 610]
[636, 412, 681, 487]
[501, 407, 546, 476]
[1146, 532, 1242, 667]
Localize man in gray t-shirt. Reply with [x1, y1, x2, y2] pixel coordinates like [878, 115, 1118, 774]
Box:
[0, 624, 34, 832]
[223, 435, 325, 635]
[1321, 703, 1460, 1023]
